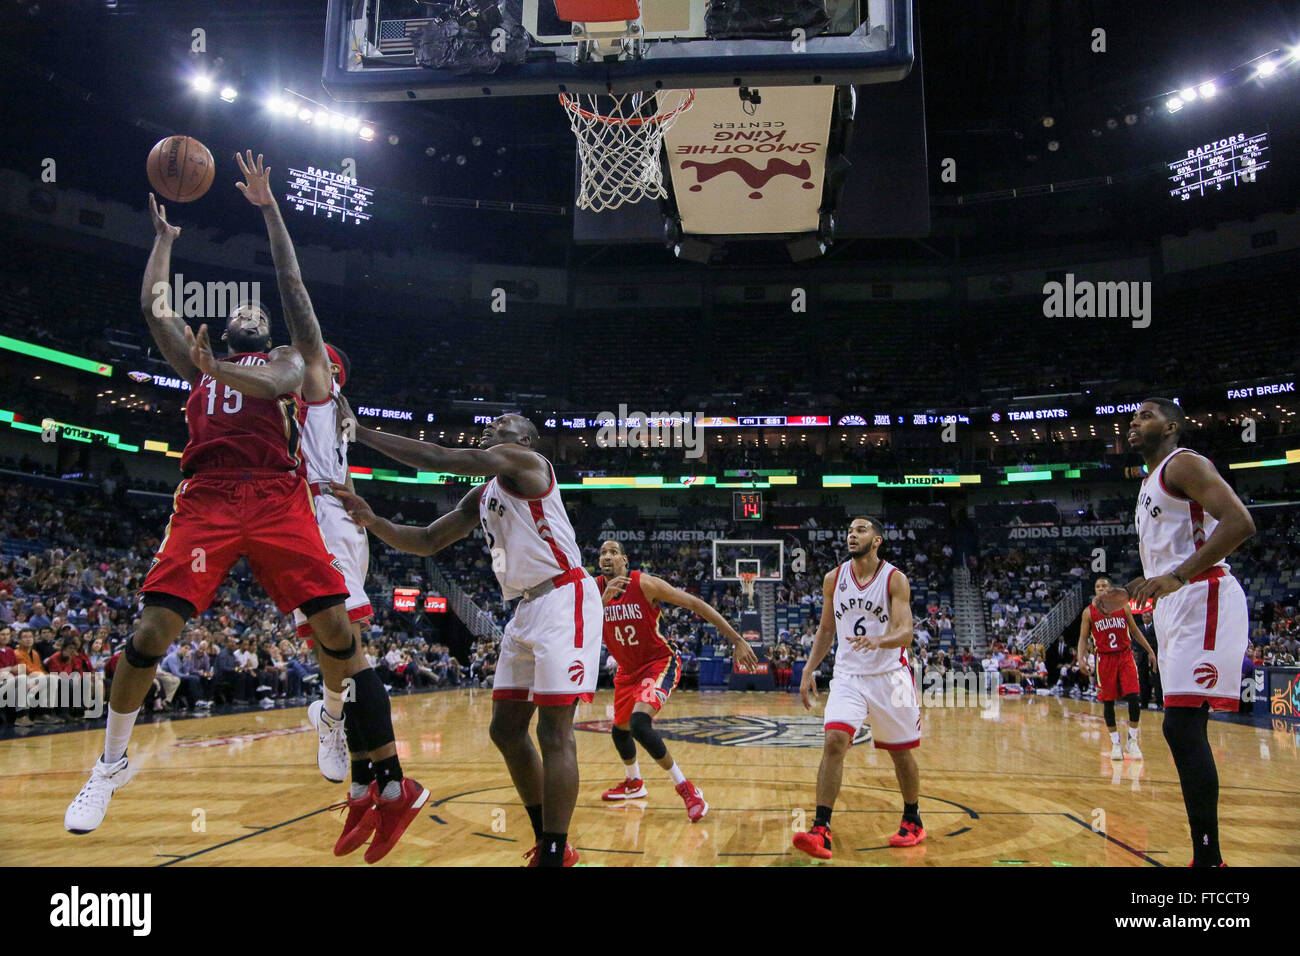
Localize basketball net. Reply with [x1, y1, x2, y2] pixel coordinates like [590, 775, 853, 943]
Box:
[739, 572, 757, 608]
[559, 89, 694, 211]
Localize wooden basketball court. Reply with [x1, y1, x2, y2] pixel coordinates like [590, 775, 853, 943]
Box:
[3, 689, 1296, 867]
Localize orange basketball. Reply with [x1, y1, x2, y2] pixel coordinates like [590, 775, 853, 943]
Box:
[146, 135, 215, 202]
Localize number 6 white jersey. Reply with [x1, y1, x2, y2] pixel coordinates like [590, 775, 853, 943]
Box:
[478, 458, 584, 600]
[831, 559, 908, 677]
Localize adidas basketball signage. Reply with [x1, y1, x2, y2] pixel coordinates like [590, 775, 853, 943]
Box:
[663, 87, 835, 236]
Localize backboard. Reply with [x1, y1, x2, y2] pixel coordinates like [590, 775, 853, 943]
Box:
[322, 0, 914, 100]
[711, 539, 784, 582]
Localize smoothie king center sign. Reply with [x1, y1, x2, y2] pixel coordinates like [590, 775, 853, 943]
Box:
[663, 86, 835, 235]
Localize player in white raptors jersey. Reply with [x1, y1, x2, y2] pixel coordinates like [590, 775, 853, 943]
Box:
[332, 411, 602, 868]
[1105, 398, 1254, 867]
[792, 517, 925, 861]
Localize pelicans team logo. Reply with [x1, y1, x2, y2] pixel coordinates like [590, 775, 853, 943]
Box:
[576, 715, 871, 748]
[1194, 662, 1219, 688]
[568, 660, 585, 683]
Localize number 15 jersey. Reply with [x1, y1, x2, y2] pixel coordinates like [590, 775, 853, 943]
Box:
[831, 559, 908, 677]
[180, 352, 307, 476]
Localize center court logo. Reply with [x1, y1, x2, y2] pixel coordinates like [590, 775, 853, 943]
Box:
[576, 714, 871, 748]
[49, 886, 151, 936]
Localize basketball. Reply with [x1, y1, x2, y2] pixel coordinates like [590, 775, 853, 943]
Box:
[146, 135, 215, 202]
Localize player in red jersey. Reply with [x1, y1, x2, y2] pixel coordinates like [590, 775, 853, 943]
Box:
[1078, 575, 1158, 762]
[64, 190, 360, 838]
[234, 151, 426, 862]
[595, 540, 758, 820]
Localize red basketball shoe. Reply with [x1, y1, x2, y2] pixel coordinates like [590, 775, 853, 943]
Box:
[333, 782, 378, 857]
[602, 777, 648, 800]
[675, 780, 709, 822]
[363, 777, 429, 864]
[793, 825, 833, 860]
[889, 820, 926, 847]
[522, 842, 579, 866]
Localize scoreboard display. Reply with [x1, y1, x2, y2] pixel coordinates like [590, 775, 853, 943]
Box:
[1168, 132, 1269, 201]
[285, 166, 374, 223]
[733, 491, 763, 521]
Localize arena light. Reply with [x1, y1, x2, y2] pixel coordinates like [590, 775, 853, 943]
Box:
[358, 125, 375, 141]
[1256, 59, 1277, 77]
[330, 113, 345, 130]
[346, 117, 360, 132]
[1198, 81, 1217, 98]
[1166, 95, 1184, 112]
[1179, 86, 1197, 102]
[264, 96, 285, 113]
[298, 107, 313, 122]
[219, 86, 238, 103]
[191, 74, 213, 94]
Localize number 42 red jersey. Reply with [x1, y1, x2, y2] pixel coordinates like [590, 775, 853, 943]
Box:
[180, 352, 306, 476]
[595, 571, 672, 668]
[1088, 603, 1132, 655]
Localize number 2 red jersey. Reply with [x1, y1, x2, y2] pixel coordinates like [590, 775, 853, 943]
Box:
[1088, 603, 1131, 655]
[179, 352, 306, 476]
[596, 571, 672, 668]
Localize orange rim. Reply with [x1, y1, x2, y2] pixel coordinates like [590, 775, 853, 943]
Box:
[559, 89, 695, 126]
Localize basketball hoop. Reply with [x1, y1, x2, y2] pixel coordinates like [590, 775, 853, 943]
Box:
[739, 571, 758, 607]
[559, 89, 695, 211]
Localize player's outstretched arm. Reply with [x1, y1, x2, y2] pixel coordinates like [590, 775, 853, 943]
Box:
[234, 150, 331, 402]
[638, 574, 759, 669]
[799, 570, 840, 709]
[140, 193, 200, 383]
[330, 482, 482, 557]
[184, 324, 304, 398]
[1133, 454, 1256, 603]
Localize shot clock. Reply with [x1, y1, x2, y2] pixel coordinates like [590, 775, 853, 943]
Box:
[733, 491, 763, 521]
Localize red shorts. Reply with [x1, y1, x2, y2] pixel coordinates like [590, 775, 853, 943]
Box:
[140, 472, 348, 618]
[1097, 651, 1140, 701]
[612, 652, 680, 726]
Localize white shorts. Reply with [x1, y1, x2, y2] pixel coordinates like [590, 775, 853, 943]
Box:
[493, 574, 602, 706]
[293, 493, 372, 637]
[824, 666, 921, 750]
[1154, 570, 1248, 711]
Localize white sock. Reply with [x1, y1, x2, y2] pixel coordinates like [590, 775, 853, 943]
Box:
[626, 761, 641, 782]
[667, 762, 686, 785]
[103, 706, 138, 765]
[1108, 731, 1120, 745]
[349, 782, 369, 800]
[1128, 726, 1139, 740]
[323, 685, 345, 721]
[380, 780, 402, 800]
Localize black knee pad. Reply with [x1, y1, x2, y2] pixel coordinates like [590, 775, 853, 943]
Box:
[1126, 694, 1142, 724]
[611, 726, 636, 761]
[343, 668, 395, 752]
[629, 711, 667, 761]
[317, 634, 357, 661]
[123, 636, 163, 669]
